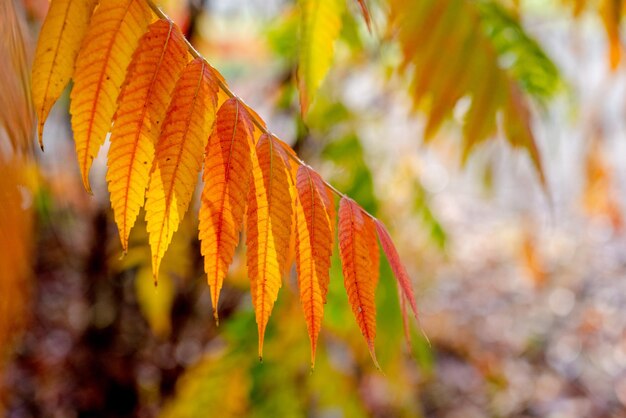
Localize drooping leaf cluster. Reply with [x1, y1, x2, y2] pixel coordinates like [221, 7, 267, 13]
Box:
[388, 0, 561, 180]
[31, 0, 420, 366]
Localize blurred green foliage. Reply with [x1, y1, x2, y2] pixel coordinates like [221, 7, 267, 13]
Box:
[478, 1, 562, 103]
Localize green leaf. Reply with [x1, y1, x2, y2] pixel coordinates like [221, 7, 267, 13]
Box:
[297, 0, 345, 114]
[478, 1, 562, 103]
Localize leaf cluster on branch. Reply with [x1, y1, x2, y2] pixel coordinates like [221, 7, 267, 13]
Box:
[31, 0, 420, 367]
[389, 0, 561, 181]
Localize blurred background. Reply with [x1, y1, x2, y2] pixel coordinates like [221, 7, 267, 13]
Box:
[2, 0, 626, 417]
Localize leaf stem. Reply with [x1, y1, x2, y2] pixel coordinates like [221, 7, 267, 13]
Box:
[143, 0, 376, 220]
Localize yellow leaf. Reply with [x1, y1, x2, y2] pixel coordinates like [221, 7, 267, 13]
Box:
[70, 0, 153, 192]
[246, 134, 293, 359]
[120, 213, 193, 338]
[199, 98, 254, 323]
[32, 0, 98, 148]
[106, 19, 189, 252]
[297, 0, 344, 114]
[146, 58, 219, 279]
[160, 352, 251, 418]
[135, 264, 174, 338]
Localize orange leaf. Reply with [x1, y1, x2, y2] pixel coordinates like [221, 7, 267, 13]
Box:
[399, 290, 411, 351]
[0, 158, 33, 363]
[246, 134, 293, 359]
[601, 0, 623, 70]
[284, 180, 298, 277]
[338, 197, 379, 367]
[374, 219, 419, 322]
[106, 19, 189, 252]
[146, 58, 219, 279]
[70, 0, 153, 192]
[32, 0, 98, 148]
[366, 215, 379, 286]
[273, 139, 300, 275]
[199, 97, 254, 323]
[295, 166, 335, 367]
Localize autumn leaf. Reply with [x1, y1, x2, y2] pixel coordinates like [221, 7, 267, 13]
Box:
[0, 4, 33, 380]
[374, 219, 419, 322]
[70, 0, 153, 192]
[582, 137, 623, 231]
[106, 19, 189, 252]
[32, 0, 98, 149]
[118, 213, 194, 338]
[297, 0, 344, 115]
[389, 0, 556, 180]
[0, 0, 34, 154]
[563, 0, 623, 68]
[275, 138, 304, 276]
[247, 134, 293, 359]
[0, 157, 33, 369]
[295, 165, 335, 367]
[160, 353, 251, 418]
[338, 197, 379, 368]
[199, 98, 255, 323]
[600, 0, 623, 69]
[146, 58, 219, 279]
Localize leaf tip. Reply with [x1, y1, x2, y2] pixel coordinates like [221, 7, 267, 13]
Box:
[258, 343, 264, 362]
[80, 173, 93, 195]
[120, 237, 129, 257]
[298, 90, 310, 117]
[363, 327, 380, 370]
[420, 325, 431, 348]
[37, 121, 44, 151]
[213, 309, 220, 327]
[368, 344, 381, 371]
